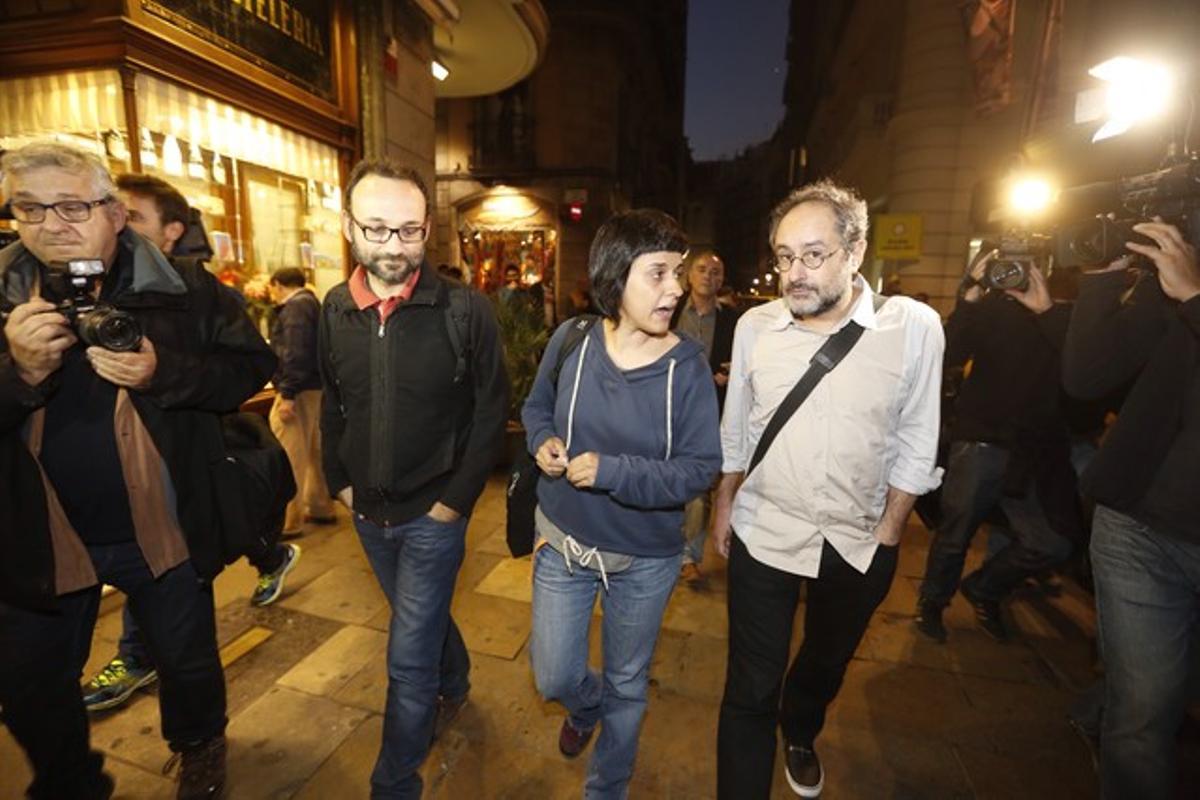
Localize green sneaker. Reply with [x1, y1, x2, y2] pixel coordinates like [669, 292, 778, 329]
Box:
[250, 543, 301, 607]
[82, 654, 157, 712]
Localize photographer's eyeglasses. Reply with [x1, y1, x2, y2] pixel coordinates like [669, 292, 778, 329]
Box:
[772, 247, 844, 273]
[10, 197, 113, 224]
[349, 215, 427, 244]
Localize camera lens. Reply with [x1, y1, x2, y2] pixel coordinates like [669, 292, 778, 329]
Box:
[78, 308, 143, 352]
[985, 260, 1028, 291]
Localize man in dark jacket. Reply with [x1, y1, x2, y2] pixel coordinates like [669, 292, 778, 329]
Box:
[0, 142, 276, 799]
[319, 159, 508, 799]
[670, 250, 740, 580]
[915, 251, 1077, 643]
[78, 174, 300, 718]
[268, 266, 332, 536]
[1063, 222, 1200, 800]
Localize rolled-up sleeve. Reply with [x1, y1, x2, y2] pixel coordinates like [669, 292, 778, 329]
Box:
[887, 307, 945, 495]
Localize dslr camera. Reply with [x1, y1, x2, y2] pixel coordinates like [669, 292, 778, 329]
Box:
[1056, 157, 1200, 268]
[981, 233, 1053, 292]
[47, 259, 143, 352]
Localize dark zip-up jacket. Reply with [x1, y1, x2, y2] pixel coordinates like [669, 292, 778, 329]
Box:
[0, 230, 277, 609]
[669, 291, 740, 410]
[318, 265, 509, 526]
[1063, 271, 1200, 544]
[269, 288, 321, 398]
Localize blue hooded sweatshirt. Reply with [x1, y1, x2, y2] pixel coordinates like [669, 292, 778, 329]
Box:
[522, 320, 722, 558]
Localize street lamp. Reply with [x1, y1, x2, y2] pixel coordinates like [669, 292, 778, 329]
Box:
[1086, 56, 1173, 142]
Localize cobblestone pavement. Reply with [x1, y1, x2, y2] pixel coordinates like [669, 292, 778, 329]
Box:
[6, 474, 1188, 798]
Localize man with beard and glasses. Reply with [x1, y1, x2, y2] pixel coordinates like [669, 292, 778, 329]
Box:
[711, 180, 944, 798]
[318, 159, 508, 799]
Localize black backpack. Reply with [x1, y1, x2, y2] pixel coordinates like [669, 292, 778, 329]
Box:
[505, 315, 598, 557]
[212, 411, 297, 566]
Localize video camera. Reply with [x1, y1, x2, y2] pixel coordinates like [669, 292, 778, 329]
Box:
[982, 232, 1053, 292]
[45, 259, 143, 352]
[1055, 157, 1200, 269]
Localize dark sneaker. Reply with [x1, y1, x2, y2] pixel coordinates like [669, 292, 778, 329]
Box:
[961, 574, 1008, 642]
[914, 601, 948, 643]
[784, 743, 824, 797]
[558, 716, 595, 758]
[82, 654, 158, 712]
[165, 735, 226, 800]
[433, 693, 469, 741]
[250, 543, 301, 607]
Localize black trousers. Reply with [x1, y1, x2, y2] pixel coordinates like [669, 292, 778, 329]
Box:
[0, 541, 227, 800]
[717, 534, 897, 799]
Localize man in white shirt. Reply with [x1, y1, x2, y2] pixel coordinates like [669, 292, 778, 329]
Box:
[711, 180, 944, 799]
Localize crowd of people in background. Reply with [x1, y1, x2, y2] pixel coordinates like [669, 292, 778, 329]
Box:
[1, 138, 1197, 800]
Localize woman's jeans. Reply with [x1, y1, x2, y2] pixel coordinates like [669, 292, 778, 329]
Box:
[530, 544, 681, 799]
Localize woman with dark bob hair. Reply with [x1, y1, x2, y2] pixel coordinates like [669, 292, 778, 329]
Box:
[521, 209, 722, 797]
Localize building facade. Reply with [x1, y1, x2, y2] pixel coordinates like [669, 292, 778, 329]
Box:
[433, 0, 687, 313]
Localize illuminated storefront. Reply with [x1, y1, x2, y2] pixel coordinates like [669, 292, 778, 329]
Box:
[0, 1, 357, 297]
[453, 187, 557, 293]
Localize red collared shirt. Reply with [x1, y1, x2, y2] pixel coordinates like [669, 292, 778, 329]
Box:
[348, 265, 421, 325]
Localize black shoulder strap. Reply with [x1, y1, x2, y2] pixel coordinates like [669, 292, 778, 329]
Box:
[444, 280, 472, 384]
[550, 315, 599, 387]
[746, 296, 887, 476]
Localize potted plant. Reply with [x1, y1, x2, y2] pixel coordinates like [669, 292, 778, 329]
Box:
[492, 294, 550, 464]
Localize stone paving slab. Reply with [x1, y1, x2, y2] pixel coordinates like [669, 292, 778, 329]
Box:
[277, 624, 388, 699]
[224, 686, 369, 798]
[277, 562, 387, 625]
[473, 557, 534, 604]
[452, 588, 533, 660]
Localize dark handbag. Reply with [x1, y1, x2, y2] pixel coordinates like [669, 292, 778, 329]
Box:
[211, 411, 297, 566]
[506, 316, 597, 557]
[746, 299, 884, 475]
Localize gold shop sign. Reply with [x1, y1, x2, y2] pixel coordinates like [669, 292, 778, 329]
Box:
[142, 0, 334, 100]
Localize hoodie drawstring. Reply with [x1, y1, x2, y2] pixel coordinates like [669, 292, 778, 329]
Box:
[561, 534, 609, 591]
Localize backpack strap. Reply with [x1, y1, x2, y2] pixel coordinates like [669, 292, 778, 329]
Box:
[444, 279, 472, 384]
[550, 314, 599, 386]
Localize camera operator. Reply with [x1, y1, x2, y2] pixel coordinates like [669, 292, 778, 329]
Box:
[914, 247, 1080, 643]
[1063, 219, 1200, 800]
[0, 141, 275, 799]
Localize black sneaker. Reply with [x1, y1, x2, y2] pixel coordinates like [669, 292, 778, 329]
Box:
[433, 692, 469, 741]
[165, 735, 226, 800]
[784, 743, 824, 797]
[961, 574, 1008, 642]
[914, 601, 948, 643]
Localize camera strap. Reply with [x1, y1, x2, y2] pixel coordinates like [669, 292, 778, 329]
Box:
[746, 297, 885, 477]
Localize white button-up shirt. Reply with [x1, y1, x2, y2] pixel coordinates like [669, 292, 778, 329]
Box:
[721, 277, 944, 577]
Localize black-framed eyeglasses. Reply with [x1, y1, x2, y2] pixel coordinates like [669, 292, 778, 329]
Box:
[10, 197, 112, 224]
[772, 247, 844, 273]
[349, 214, 427, 244]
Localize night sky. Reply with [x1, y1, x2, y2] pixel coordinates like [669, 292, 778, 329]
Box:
[685, 0, 790, 162]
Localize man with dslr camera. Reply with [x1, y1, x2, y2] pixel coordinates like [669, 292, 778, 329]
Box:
[0, 141, 275, 799]
[915, 248, 1079, 642]
[1063, 219, 1200, 799]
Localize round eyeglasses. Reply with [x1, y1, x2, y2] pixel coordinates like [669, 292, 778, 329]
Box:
[10, 197, 112, 224]
[772, 247, 844, 272]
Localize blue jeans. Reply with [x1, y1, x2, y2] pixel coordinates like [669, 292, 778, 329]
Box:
[0, 542, 225, 799]
[530, 544, 681, 799]
[354, 513, 470, 800]
[1090, 505, 1200, 800]
[920, 441, 1073, 606]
